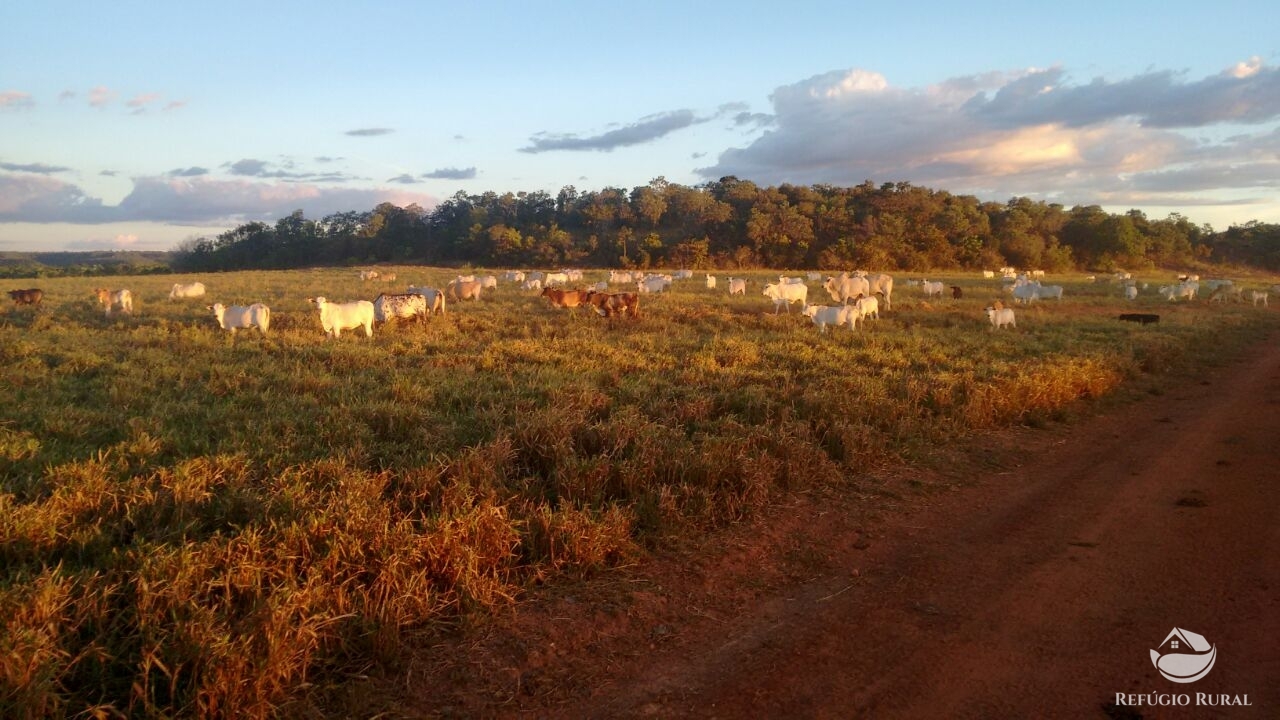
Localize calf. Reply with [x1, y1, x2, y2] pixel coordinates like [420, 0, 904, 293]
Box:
[169, 282, 206, 300]
[985, 305, 1016, 330]
[541, 286, 586, 308]
[802, 303, 856, 332]
[8, 288, 43, 306]
[210, 303, 271, 334]
[447, 279, 483, 302]
[727, 277, 747, 296]
[584, 290, 640, 318]
[94, 288, 133, 317]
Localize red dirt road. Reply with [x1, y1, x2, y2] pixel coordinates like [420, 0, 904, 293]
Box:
[410, 337, 1280, 719]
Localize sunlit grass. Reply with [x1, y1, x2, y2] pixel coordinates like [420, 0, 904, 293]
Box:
[2, 266, 1277, 715]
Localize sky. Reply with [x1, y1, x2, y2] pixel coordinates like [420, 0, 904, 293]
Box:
[2, 0, 1278, 252]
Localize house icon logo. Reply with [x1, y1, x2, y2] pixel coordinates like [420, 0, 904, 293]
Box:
[1150, 628, 1217, 683]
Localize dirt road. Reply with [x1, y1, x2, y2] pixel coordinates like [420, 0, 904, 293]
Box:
[412, 338, 1280, 718]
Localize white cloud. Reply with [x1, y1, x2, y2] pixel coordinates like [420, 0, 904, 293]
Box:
[87, 86, 115, 108]
[699, 61, 1280, 210]
[0, 174, 438, 225]
[1, 91, 34, 109]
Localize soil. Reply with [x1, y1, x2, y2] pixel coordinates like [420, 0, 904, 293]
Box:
[397, 335, 1280, 719]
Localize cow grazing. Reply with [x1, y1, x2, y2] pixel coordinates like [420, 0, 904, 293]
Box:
[541, 286, 586, 308]
[358, 270, 380, 281]
[447, 279, 483, 302]
[8, 288, 43, 307]
[309, 296, 374, 338]
[209, 302, 270, 334]
[637, 276, 668, 294]
[802, 303, 856, 332]
[1249, 290, 1269, 307]
[727, 277, 747, 296]
[169, 282, 206, 300]
[1118, 313, 1160, 325]
[374, 293, 429, 324]
[863, 273, 895, 310]
[762, 281, 808, 313]
[584, 290, 640, 318]
[94, 288, 133, 317]
[985, 305, 1016, 330]
[921, 280, 945, 299]
[405, 286, 447, 315]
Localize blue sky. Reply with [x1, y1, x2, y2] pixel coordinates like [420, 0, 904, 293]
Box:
[2, 1, 1278, 251]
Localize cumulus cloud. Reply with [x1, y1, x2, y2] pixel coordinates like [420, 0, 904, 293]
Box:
[699, 59, 1280, 208]
[521, 109, 705, 153]
[345, 128, 394, 137]
[1, 91, 34, 109]
[0, 174, 437, 225]
[423, 166, 476, 180]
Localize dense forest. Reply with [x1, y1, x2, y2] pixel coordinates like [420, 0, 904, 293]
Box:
[161, 177, 1278, 274]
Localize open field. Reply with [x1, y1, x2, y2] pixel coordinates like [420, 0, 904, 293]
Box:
[2, 267, 1278, 716]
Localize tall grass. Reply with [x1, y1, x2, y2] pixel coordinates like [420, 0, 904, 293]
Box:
[2, 267, 1277, 716]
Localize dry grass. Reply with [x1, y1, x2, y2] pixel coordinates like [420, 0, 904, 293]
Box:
[2, 267, 1277, 716]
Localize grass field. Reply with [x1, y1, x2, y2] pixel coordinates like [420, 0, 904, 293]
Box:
[2, 266, 1277, 716]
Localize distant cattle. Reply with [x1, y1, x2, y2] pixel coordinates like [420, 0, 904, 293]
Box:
[950, 285, 963, 300]
[210, 302, 270, 334]
[541, 286, 586, 309]
[7, 288, 43, 306]
[169, 282, 206, 300]
[94, 288, 133, 317]
[584, 290, 640, 318]
[727, 277, 747, 296]
[374, 293, 429, 324]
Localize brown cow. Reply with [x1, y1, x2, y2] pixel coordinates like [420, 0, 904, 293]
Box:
[447, 279, 482, 302]
[540, 286, 586, 308]
[8, 288, 44, 306]
[584, 290, 640, 318]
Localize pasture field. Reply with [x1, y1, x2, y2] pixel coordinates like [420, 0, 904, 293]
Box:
[2, 267, 1277, 716]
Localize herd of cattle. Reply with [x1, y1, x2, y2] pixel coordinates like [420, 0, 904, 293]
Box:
[6, 268, 1277, 337]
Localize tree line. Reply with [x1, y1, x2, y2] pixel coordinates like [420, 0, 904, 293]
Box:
[171, 177, 1280, 273]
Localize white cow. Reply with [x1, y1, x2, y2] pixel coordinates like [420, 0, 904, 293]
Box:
[985, 305, 1016, 330]
[479, 275, 499, 289]
[727, 277, 747, 296]
[1158, 281, 1199, 301]
[853, 295, 880, 324]
[1124, 285, 1138, 301]
[169, 282, 206, 300]
[544, 272, 570, 286]
[802, 303, 856, 332]
[638, 276, 668, 294]
[762, 281, 808, 313]
[705, 274, 717, 290]
[824, 273, 870, 305]
[921, 280, 945, 299]
[309, 296, 374, 338]
[521, 278, 543, 291]
[210, 302, 270, 334]
[1249, 290, 1269, 307]
[406, 286, 447, 315]
[359, 270, 379, 281]
[863, 272, 894, 310]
